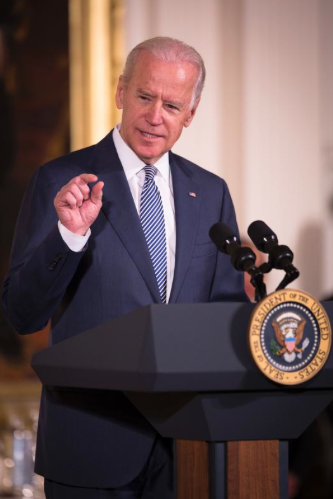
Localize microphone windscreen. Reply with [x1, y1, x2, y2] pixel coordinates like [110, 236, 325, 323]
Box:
[209, 223, 239, 253]
[248, 220, 278, 251]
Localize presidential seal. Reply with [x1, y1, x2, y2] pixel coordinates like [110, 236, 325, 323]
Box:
[248, 290, 331, 385]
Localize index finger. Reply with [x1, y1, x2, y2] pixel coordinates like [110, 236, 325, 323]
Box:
[75, 174, 98, 185]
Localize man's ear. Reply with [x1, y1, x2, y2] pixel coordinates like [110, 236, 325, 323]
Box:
[115, 75, 124, 109]
[184, 98, 200, 128]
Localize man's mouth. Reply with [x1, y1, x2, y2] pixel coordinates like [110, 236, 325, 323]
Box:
[140, 131, 162, 139]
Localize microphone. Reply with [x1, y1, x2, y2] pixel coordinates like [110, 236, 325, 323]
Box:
[209, 223, 256, 272]
[248, 220, 278, 254]
[209, 222, 266, 300]
[248, 220, 294, 271]
[247, 220, 300, 289]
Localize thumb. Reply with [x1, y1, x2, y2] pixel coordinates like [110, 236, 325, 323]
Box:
[90, 181, 104, 204]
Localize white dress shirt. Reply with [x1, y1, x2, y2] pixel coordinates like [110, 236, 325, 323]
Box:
[59, 125, 176, 302]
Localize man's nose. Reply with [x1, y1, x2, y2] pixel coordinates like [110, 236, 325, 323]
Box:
[146, 102, 163, 125]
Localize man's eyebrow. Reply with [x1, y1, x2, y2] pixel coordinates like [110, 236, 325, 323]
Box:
[137, 88, 153, 97]
[136, 89, 183, 108]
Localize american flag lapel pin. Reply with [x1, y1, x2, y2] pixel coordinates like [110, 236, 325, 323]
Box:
[189, 192, 197, 198]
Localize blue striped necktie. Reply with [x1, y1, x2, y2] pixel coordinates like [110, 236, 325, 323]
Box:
[140, 165, 167, 303]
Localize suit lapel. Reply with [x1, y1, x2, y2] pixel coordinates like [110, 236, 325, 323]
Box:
[90, 132, 161, 303]
[169, 153, 202, 303]
[90, 133, 202, 304]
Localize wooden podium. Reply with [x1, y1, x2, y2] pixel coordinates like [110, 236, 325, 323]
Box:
[32, 302, 333, 499]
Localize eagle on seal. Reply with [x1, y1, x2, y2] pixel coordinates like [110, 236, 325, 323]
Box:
[272, 312, 308, 363]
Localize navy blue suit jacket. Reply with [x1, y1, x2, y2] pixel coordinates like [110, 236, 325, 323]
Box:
[2, 131, 245, 488]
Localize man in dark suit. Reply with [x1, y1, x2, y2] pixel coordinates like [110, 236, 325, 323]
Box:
[2, 37, 245, 498]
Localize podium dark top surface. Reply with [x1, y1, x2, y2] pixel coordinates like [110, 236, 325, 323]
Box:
[32, 302, 333, 393]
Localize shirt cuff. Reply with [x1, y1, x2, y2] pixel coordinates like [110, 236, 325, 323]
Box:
[58, 221, 91, 252]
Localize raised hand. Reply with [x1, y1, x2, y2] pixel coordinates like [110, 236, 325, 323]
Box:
[54, 174, 104, 235]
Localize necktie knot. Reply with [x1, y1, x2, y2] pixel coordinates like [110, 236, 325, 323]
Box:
[144, 165, 157, 182]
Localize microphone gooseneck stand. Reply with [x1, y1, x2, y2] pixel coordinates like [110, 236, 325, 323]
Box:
[210, 220, 300, 302]
[209, 223, 266, 302]
[248, 220, 300, 292]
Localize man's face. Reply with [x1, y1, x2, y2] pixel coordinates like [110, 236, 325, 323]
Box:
[116, 51, 200, 164]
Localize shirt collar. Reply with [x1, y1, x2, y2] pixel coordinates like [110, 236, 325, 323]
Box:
[113, 124, 170, 184]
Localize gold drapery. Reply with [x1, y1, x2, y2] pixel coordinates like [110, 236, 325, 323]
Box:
[69, 0, 124, 151]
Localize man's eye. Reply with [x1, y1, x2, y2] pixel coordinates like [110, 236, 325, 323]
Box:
[139, 95, 149, 101]
[166, 104, 178, 111]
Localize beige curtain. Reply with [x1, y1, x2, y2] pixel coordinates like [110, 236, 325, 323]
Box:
[69, 0, 124, 151]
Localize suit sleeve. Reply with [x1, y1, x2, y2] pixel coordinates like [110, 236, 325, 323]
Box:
[209, 179, 249, 302]
[2, 166, 86, 335]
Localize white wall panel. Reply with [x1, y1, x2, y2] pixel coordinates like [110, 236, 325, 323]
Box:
[123, 0, 333, 297]
[242, 0, 326, 295]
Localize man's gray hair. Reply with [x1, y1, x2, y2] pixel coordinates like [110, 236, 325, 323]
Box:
[122, 37, 206, 106]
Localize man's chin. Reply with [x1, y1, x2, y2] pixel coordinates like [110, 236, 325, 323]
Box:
[134, 145, 165, 164]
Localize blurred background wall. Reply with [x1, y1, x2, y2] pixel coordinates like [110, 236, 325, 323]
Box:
[0, 0, 70, 495]
[123, 0, 333, 298]
[0, 0, 332, 497]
